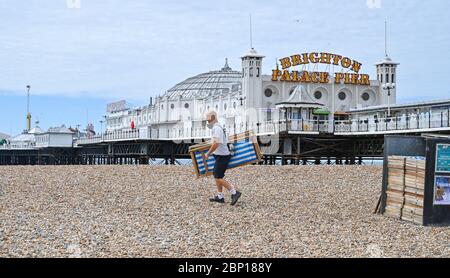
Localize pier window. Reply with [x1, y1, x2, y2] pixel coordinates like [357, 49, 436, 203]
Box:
[170, 104, 174, 109]
[314, 91, 322, 100]
[264, 88, 273, 98]
[266, 110, 272, 121]
[386, 74, 389, 83]
[338, 92, 347, 101]
[184, 103, 189, 109]
[362, 92, 370, 101]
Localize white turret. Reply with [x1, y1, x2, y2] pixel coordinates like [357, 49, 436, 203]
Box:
[376, 21, 400, 110]
[376, 56, 399, 108]
[241, 48, 265, 110]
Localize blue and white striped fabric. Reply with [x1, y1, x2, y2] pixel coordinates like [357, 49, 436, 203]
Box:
[194, 140, 257, 175]
[195, 151, 214, 175]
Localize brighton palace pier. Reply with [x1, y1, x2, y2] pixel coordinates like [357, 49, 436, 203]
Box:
[1, 47, 450, 165]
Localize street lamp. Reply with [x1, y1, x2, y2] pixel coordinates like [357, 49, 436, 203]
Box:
[103, 115, 107, 133]
[26, 85, 31, 131]
[76, 124, 81, 138]
[238, 96, 246, 106]
[382, 83, 396, 118]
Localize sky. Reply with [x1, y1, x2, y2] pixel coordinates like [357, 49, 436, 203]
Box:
[1, 0, 450, 136]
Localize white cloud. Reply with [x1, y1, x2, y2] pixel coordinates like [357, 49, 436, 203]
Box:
[0, 0, 449, 101]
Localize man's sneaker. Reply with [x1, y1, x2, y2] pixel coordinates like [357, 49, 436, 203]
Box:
[230, 191, 242, 206]
[209, 196, 225, 203]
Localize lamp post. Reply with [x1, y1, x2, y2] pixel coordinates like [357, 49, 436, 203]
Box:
[382, 83, 396, 118]
[26, 85, 31, 131]
[103, 115, 107, 133]
[76, 124, 81, 138]
[237, 96, 246, 106]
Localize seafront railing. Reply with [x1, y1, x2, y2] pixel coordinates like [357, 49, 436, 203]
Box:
[75, 129, 140, 145]
[0, 144, 35, 150]
[334, 112, 450, 134]
[145, 121, 279, 141]
[72, 111, 450, 145]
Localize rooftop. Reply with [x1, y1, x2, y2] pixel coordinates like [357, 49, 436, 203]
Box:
[375, 55, 400, 66]
[0, 132, 10, 140]
[162, 60, 242, 101]
[350, 99, 450, 113]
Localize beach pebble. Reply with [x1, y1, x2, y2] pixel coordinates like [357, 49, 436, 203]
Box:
[0, 165, 449, 258]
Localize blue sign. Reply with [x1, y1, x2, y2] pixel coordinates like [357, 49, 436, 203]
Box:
[434, 176, 450, 205]
[436, 144, 450, 173]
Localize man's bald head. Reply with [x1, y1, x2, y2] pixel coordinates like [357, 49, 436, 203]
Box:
[206, 110, 218, 124]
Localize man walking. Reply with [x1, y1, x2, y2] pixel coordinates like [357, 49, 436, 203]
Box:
[204, 111, 242, 206]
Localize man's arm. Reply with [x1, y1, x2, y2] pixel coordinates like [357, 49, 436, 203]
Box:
[205, 138, 220, 159]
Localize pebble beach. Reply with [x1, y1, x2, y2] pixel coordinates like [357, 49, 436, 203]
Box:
[0, 165, 449, 258]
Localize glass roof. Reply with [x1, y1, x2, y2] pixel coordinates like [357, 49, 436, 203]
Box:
[163, 60, 242, 100]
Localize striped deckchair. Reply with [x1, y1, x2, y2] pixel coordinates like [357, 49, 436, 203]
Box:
[189, 131, 262, 178]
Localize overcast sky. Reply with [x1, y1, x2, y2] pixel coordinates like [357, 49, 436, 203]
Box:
[1, 0, 450, 135]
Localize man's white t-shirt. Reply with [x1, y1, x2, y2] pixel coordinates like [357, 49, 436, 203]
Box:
[211, 123, 231, 156]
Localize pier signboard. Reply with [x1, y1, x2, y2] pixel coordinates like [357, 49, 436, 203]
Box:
[107, 100, 127, 113]
[271, 52, 371, 85]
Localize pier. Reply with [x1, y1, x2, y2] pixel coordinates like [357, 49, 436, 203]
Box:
[2, 112, 449, 166]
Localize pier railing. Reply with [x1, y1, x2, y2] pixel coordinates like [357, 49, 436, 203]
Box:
[75, 129, 140, 145]
[334, 112, 450, 134]
[146, 121, 280, 141]
[73, 111, 450, 145]
[0, 144, 35, 150]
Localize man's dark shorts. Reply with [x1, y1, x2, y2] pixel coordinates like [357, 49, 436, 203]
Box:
[213, 154, 231, 179]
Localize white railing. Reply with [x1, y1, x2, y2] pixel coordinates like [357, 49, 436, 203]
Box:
[0, 144, 35, 150]
[72, 111, 450, 143]
[76, 129, 140, 145]
[257, 121, 280, 135]
[286, 119, 331, 133]
[148, 127, 212, 140]
[334, 112, 450, 134]
[103, 129, 140, 141]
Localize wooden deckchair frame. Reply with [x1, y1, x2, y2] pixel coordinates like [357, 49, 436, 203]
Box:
[189, 131, 262, 178]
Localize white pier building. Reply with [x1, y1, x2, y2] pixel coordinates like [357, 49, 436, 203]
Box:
[98, 48, 449, 143]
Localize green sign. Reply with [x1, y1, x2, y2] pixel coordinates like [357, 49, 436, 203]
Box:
[436, 144, 450, 173]
[313, 108, 330, 116]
